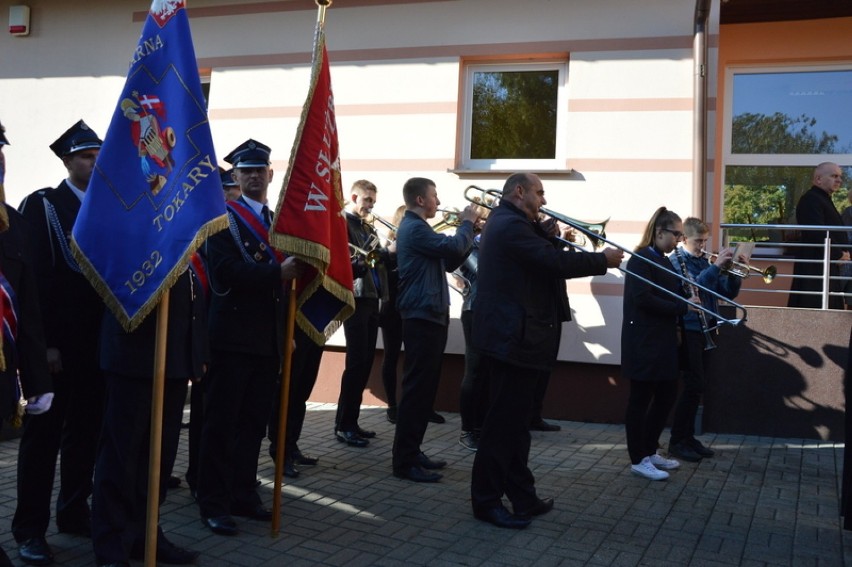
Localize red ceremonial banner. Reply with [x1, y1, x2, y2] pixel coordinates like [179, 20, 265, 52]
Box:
[270, 29, 354, 345]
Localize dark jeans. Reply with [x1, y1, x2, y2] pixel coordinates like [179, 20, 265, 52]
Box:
[392, 318, 448, 471]
[470, 356, 540, 512]
[91, 373, 187, 564]
[625, 378, 678, 464]
[336, 298, 380, 431]
[459, 310, 487, 433]
[670, 330, 708, 445]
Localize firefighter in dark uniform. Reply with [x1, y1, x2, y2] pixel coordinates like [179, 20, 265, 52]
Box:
[196, 140, 303, 536]
[14, 120, 106, 566]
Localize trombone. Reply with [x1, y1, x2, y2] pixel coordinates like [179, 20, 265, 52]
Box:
[701, 249, 777, 284]
[463, 186, 609, 250]
[433, 208, 462, 232]
[464, 185, 748, 330]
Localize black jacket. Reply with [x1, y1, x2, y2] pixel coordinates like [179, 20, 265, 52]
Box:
[472, 201, 608, 371]
[205, 198, 286, 357]
[0, 206, 51, 414]
[788, 186, 848, 309]
[18, 181, 103, 368]
[99, 268, 208, 379]
[621, 246, 688, 382]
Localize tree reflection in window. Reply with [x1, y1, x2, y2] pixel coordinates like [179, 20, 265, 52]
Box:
[470, 70, 557, 160]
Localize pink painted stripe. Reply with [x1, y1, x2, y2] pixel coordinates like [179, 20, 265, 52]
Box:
[209, 102, 457, 120]
[569, 98, 694, 112]
[567, 158, 693, 173]
[197, 36, 693, 68]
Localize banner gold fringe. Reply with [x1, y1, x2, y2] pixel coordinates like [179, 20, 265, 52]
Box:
[70, 214, 228, 332]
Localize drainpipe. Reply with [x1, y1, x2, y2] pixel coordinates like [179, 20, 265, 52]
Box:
[693, 0, 711, 218]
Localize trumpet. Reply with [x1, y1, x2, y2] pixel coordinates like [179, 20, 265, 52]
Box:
[463, 185, 747, 329]
[701, 249, 777, 284]
[349, 242, 382, 268]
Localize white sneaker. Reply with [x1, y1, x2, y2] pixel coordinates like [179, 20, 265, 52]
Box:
[630, 457, 669, 481]
[649, 452, 680, 470]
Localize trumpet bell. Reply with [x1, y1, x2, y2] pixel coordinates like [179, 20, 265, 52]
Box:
[761, 265, 777, 284]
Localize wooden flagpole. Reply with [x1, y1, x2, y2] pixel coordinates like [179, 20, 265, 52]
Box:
[271, 279, 298, 536]
[144, 290, 170, 566]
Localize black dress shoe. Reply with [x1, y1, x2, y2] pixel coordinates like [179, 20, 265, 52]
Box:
[393, 465, 442, 483]
[335, 430, 369, 447]
[689, 437, 715, 458]
[166, 475, 181, 489]
[284, 458, 300, 478]
[417, 452, 447, 470]
[386, 406, 398, 424]
[202, 515, 238, 536]
[18, 537, 53, 566]
[427, 411, 446, 424]
[669, 441, 702, 462]
[355, 426, 376, 439]
[232, 504, 273, 521]
[473, 505, 531, 529]
[131, 536, 199, 564]
[514, 497, 554, 518]
[293, 448, 319, 466]
[529, 419, 561, 432]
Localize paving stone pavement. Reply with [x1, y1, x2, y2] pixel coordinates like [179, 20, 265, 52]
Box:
[0, 402, 851, 566]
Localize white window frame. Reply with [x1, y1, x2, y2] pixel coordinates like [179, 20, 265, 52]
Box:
[722, 62, 852, 169]
[460, 60, 569, 171]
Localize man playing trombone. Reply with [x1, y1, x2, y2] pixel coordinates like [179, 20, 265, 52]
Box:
[667, 218, 741, 463]
[335, 180, 393, 447]
[470, 172, 622, 528]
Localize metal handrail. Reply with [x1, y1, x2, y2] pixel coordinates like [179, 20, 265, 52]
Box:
[719, 223, 851, 309]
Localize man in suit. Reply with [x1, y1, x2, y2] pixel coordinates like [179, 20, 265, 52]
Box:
[335, 180, 393, 447]
[392, 177, 478, 483]
[14, 120, 106, 565]
[470, 172, 622, 528]
[91, 268, 205, 566]
[0, 121, 54, 567]
[787, 162, 850, 309]
[196, 140, 303, 536]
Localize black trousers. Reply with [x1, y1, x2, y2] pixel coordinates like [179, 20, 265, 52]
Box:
[268, 327, 324, 460]
[336, 298, 380, 431]
[379, 307, 403, 408]
[185, 380, 205, 492]
[91, 373, 187, 564]
[12, 360, 104, 541]
[459, 310, 487, 433]
[625, 378, 678, 464]
[470, 356, 540, 512]
[196, 351, 278, 518]
[670, 330, 709, 445]
[392, 318, 448, 471]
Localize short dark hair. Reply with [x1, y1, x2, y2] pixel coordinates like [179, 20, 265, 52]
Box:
[402, 177, 435, 207]
[502, 172, 532, 198]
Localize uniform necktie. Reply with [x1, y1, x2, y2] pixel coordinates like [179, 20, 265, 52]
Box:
[261, 205, 272, 227]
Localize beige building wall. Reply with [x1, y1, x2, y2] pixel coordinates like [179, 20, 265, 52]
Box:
[0, 0, 716, 364]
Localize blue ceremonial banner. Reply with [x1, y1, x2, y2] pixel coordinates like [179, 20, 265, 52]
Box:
[71, 0, 227, 331]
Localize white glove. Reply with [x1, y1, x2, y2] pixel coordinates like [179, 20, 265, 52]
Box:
[25, 392, 54, 415]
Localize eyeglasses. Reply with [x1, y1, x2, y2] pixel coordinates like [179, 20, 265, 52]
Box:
[660, 228, 684, 239]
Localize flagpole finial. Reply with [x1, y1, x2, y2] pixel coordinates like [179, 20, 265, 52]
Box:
[315, 0, 331, 26]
